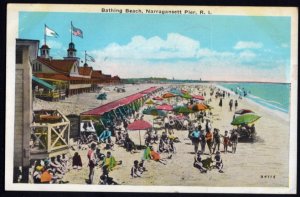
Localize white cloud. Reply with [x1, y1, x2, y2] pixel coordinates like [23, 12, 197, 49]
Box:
[234, 41, 263, 50]
[239, 50, 256, 60]
[91, 33, 200, 60]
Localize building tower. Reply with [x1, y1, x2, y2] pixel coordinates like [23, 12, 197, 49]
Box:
[40, 44, 50, 59]
[64, 42, 79, 60]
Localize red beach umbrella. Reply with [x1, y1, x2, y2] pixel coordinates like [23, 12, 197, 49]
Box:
[192, 95, 205, 100]
[153, 96, 163, 101]
[235, 109, 254, 115]
[156, 104, 173, 111]
[127, 120, 152, 146]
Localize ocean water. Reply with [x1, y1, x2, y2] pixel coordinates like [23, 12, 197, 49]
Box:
[219, 82, 291, 114]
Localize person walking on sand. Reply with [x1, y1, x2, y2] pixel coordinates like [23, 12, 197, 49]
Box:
[190, 126, 201, 154]
[219, 98, 223, 107]
[230, 130, 238, 154]
[229, 99, 233, 111]
[234, 100, 238, 110]
[205, 129, 213, 155]
[212, 129, 221, 154]
[222, 131, 230, 154]
[87, 143, 97, 184]
[200, 128, 206, 154]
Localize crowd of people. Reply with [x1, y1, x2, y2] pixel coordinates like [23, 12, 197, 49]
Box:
[29, 84, 249, 184]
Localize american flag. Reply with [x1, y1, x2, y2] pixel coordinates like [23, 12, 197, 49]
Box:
[71, 23, 83, 38]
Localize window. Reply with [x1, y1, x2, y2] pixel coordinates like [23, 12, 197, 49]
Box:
[16, 47, 23, 64]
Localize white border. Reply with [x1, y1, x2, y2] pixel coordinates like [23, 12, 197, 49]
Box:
[5, 4, 298, 193]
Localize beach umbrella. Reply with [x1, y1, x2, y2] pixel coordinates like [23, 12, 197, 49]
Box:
[192, 95, 205, 100]
[231, 114, 261, 126]
[170, 88, 182, 96]
[181, 90, 188, 94]
[145, 99, 155, 105]
[143, 107, 167, 117]
[156, 104, 173, 111]
[162, 93, 176, 98]
[189, 103, 208, 111]
[181, 93, 192, 99]
[235, 109, 254, 115]
[173, 106, 194, 114]
[127, 120, 152, 146]
[153, 96, 163, 101]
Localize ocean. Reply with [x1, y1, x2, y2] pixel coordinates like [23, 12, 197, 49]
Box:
[219, 82, 291, 114]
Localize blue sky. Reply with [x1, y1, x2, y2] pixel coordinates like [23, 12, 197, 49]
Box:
[19, 12, 291, 82]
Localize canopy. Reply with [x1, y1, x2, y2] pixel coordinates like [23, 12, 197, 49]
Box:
[32, 76, 56, 90]
[127, 120, 152, 130]
[231, 114, 261, 125]
[82, 87, 160, 116]
[235, 109, 254, 115]
[192, 95, 205, 100]
[156, 104, 173, 111]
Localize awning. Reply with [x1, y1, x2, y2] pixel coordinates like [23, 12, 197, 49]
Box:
[32, 76, 56, 90]
[81, 87, 160, 116]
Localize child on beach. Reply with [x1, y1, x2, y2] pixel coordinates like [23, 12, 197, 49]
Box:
[131, 160, 143, 178]
[214, 151, 224, 173]
[194, 151, 207, 173]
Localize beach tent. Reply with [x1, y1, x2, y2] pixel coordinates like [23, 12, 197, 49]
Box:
[127, 120, 152, 147]
[231, 114, 261, 125]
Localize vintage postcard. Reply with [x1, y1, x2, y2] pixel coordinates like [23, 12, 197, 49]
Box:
[6, 4, 297, 193]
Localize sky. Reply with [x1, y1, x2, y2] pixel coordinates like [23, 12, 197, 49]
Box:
[19, 11, 291, 82]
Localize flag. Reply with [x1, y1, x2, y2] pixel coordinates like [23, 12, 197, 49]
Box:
[71, 23, 83, 38]
[86, 54, 95, 62]
[45, 25, 59, 37]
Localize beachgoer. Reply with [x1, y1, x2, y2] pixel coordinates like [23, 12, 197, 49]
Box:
[200, 129, 206, 154]
[168, 116, 175, 135]
[194, 151, 207, 173]
[212, 129, 221, 154]
[101, 151, 121, 171]
[124, 134, 136, 153]
[164, 116, 169, 132]
[32, 160, 43, 183]
[87, 143, 97, 184]
[235, 100, 238, 109]
[72, 152, 82, 170]
[131, 160, 142, 178]
[223, 131, 230, 154]
[99, 165, 118, 185]
[219, 98, 223, 107]
[205, 129, 213, 154]
[190, 127, 201, 154]
[98, 127, 112, 143]
[214, 151, 224, 173]
[148, 146, 172, 165]
[230, 130, 238, 153]
[40, 168, 52, 184]
[205, 119, 212, 133]
[229, 99, 233, 111]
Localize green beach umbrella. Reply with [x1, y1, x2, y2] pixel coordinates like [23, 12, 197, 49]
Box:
[231, 114, 261, 126]
[173, 106, 194, 114]
[143, 107, 167, 116]
[181, 93, 192, 99]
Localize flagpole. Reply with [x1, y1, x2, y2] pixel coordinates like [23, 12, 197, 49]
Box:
[44, 24, 46, 45]
[71, 21, 73, 43]
[85, 50, 87, 64]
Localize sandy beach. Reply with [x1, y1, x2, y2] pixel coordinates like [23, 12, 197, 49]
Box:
[33, 83, 290, 187]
